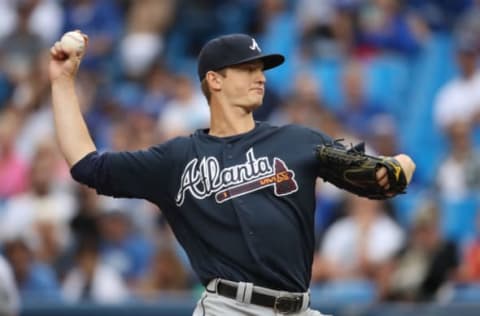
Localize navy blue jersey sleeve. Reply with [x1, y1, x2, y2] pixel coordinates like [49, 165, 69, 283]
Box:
[303, 126, 340, 178]
[70, 143, 173, 203]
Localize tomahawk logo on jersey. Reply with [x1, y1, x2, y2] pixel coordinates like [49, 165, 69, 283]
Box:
[175, 148, 298, 206]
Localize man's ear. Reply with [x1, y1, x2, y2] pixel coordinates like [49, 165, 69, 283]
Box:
[206, 71, 222, 91]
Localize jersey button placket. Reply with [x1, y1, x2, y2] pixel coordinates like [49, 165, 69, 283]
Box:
[226, 143, 233, 160]
[236, 198, 254, 237]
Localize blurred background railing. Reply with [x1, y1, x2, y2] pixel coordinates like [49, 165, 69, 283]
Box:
[19, 301, 480, 316]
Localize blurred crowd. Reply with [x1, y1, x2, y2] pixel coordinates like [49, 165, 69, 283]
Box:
[1, 0, 480, 310]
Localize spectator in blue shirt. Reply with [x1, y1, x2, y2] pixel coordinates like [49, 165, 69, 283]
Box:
[98, 210, 154, 286]
[335, 61, 388, 139]
[2, 237, 61, 303]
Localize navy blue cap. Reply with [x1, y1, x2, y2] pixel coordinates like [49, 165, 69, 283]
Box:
[197, 34, 285, 80]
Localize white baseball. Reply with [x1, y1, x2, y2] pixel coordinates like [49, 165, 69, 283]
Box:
[60, 31, 85, 54]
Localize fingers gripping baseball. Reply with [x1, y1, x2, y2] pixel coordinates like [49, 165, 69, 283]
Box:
[49, 30, 88, 82]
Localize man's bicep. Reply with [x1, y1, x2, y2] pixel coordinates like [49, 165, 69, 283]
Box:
[71, 145, 172, 200]
[104, 149, 172, 199]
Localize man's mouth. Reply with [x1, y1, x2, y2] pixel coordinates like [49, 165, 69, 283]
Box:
[250, 87, 264, 94]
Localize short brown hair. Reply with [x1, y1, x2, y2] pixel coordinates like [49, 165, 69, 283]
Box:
[200, 69, 227, 103]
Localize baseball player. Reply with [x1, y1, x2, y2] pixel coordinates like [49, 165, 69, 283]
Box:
[49, 32, 415, 315]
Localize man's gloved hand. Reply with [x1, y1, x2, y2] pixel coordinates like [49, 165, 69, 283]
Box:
[316, 141, 413, 199]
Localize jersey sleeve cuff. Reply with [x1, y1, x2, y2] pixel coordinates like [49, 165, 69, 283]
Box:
[70, 150, 99, 187]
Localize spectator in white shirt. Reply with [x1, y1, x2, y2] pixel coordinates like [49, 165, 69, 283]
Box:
[157, 75, 209, 139]
[0, 140, 76, 264]
[312, 195, 404, 282]
[434, 35, 480, 132]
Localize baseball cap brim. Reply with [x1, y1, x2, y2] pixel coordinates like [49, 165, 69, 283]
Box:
[220, 53, 285, 71]
[197, 34, 286, 80]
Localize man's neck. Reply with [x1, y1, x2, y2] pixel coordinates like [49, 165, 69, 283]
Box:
[208, 101, 256, 137]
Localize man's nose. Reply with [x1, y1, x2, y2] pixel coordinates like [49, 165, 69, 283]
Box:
[256, 70, 266, 84]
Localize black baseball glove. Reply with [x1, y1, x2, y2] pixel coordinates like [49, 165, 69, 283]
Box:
[316, 140, 407, 199]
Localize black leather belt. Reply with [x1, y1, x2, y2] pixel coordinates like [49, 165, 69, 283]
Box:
[215, 281, 306, 314]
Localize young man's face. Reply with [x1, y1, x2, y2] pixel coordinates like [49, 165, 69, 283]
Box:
[220, 60, 266, 111]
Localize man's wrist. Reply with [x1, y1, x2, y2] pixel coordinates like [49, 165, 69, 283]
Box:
[51, 77, 76, 88]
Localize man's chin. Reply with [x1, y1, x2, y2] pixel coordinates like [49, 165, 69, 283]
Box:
[235, 97, 263, 112]
[247, 102, 262, 112]
[251, 96, 264, 109]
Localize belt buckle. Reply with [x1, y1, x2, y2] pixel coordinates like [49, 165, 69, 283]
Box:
[273, 295, 302, 314]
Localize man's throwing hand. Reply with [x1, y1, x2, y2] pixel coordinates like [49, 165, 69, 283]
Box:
[49, 30, 88, 82]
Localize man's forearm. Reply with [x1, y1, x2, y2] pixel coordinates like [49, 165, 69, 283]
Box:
[51, 79, 96, 167]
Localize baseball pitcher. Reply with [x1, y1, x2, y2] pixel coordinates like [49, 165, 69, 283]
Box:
[49, 32, 415, 315]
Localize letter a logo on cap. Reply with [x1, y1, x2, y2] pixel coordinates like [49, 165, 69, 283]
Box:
[249, 38, 261, 52]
